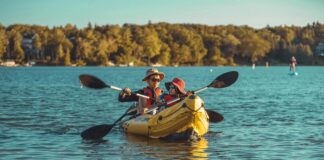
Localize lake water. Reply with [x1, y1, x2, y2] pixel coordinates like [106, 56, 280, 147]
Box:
[0, 66, 323, 159]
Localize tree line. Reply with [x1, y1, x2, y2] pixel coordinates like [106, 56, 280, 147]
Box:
[0, 22, 324, 66]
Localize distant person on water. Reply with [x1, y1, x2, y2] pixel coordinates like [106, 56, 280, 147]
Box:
[119, 68, 165, 114]
[290, 56, 297, 72]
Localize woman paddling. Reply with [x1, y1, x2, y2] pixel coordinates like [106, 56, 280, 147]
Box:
[289, 56, 297, 72]
[119, 68, 165, 115]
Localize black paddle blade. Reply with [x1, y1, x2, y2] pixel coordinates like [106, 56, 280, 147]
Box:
[206, 109, 224, 123]
[208, 71, 239, 88]
[81, 124, 113, 140]
[79, 74, 108, 89]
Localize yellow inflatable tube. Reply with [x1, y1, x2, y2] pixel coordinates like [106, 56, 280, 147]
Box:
[122, 95, 209, 139]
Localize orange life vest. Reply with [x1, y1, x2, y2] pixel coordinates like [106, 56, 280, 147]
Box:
[162, 94, 178, 107]
[143, 87, 163, 108]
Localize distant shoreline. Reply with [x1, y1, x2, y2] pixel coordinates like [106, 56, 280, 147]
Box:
[1, 64, 321, 68]
[1, 22, 324, 66]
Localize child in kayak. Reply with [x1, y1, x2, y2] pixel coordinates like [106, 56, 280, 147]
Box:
[158, 78, 193, 111]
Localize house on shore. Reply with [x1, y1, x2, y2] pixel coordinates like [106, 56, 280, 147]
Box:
[0, 60, 18, 67]
[22, 33, 37, 60]
[315, 42, 324, 56]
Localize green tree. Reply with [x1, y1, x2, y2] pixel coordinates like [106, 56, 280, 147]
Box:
[96, 39, 109, 65]
[299, 28, 315, 45]
[187, 31, 207, 65]
[314, 24, 324, 43]
[276, 27, 296, 44]
[238, 31, 271, 63]
[258, 29, 280, 49]
[170, 43, 191, 65]
[202, 34, 225, 65]
[141, 27, 162, 64]
[221, 34, 240, 65]
[296, 44, 313, 64]
[0, 28, 8, 60]
[75, 38, 92, 65]
[169, 25, 205, 65]
[204, 47, 227, 65]
[64, 48, 71, 65]
[114, 27, 135, 65]
[47, 28, 66, 62]
[105, 25, 121, 43]
[32, 33, 42, 59]
[55, 44, 64, 64]
[61, 38, 73, 64]
[39, 31, 49, 61]
[154, 43, 170, 65]
[12, 32, 24, 63]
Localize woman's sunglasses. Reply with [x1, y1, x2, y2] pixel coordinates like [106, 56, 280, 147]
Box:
[150, 78, 161, 82]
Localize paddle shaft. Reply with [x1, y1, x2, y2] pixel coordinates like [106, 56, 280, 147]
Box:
[106, 84, 151, 99]
[140, 83, 217, 115]
[162, 86, 209, 107]
[194, 86, 208, 94]
[162, 86, 209, 105]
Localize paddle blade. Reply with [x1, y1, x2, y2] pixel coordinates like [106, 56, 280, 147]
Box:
[79, 74, 108, 89]
[206, 109, 224, 123]
[208, 71, 239, 88]
[81, 124, 113, 140]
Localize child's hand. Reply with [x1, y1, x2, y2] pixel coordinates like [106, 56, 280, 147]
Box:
[186, 91, 194, 96]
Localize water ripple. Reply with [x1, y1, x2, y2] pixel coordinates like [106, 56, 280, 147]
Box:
[0, 67, 323, 159]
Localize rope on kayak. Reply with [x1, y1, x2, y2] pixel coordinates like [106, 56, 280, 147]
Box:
[156, 102, 203, 122]
[182, 102, 204, 113]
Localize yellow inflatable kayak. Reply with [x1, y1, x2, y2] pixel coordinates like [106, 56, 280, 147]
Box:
[121, 95, 209, 140]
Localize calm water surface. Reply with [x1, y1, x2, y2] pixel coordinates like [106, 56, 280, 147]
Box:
[0, 66, 323, 159]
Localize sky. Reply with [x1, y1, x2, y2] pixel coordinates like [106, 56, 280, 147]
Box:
[0, 0, 324, 29]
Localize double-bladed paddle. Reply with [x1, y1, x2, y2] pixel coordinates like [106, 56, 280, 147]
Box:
[80, 71, 238, 140]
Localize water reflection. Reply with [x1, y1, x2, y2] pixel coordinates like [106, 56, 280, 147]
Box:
[124, 134, 209, 160]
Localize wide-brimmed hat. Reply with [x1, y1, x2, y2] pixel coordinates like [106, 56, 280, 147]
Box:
[142, 68, 165, 81]
[165, 77, 186, 94]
